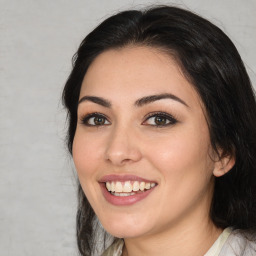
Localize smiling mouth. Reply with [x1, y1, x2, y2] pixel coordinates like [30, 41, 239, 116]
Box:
[105, 180, 157, 197]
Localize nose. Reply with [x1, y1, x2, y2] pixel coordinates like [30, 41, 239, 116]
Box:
[104, 124, 142, 166]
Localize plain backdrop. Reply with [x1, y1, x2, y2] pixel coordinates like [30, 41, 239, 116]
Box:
[0, 0, 255, 255]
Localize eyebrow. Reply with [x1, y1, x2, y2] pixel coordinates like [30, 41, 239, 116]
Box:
[135, 93, 189, 107]
[78, 96, 111, 107]
[78, 93, 188, 108]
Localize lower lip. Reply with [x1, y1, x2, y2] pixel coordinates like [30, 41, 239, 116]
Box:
[100, 183, 156, 206]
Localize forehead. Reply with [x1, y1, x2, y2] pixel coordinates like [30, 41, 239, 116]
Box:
[80, 46, 201, 108]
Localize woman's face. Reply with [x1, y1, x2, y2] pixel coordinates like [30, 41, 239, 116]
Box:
[73, 46, 217, 238]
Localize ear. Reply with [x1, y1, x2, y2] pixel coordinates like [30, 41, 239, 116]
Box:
[213, 153, 235, 177]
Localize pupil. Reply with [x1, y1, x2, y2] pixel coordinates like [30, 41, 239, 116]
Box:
[95, 117, 104, 125]
[155, 116, 166, 125]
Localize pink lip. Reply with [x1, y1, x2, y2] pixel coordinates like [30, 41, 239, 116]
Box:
[100, 183, 156, 206]
[99, 174, 157, 206]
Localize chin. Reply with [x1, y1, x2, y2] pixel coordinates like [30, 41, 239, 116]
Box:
[105, 227, 148, 239]
[99, 214, 152, 239]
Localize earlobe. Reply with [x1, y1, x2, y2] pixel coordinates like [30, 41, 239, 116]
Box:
[213, 154, 235, 177]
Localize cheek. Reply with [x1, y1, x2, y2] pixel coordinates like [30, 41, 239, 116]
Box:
[72, 130, 104, 178]
[147, 131, 211, 171]
[72, 130, 105, 208]
[144, 125, 214, 194]
[142, 130, 214, 222]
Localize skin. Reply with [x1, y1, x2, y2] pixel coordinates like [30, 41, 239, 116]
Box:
[72, 46, 235, 256]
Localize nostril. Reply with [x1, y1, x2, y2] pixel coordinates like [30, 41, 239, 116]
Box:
[104, 133, 142, 165]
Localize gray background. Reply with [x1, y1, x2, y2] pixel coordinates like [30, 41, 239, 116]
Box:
[0, 0, 255, 255]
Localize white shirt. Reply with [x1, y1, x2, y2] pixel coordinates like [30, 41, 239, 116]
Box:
[102, 227, 256, 256]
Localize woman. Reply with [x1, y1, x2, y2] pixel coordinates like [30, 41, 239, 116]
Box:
[62, 5, 256, 256]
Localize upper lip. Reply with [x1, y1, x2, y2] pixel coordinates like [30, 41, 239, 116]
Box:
[98, 174, 157, 183]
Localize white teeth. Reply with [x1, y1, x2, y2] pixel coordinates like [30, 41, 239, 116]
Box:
[123, 181, 132, 192]
[115, 182, 122, 192]
[133, 181, 140, 191]
[111, 182, 115, 192]
[145, 183, 150, 189]
[106, 182, 111, 191]
[105, 180, 157, 194]
[112, 192, 136, 196]
[139, 181, 145, 191]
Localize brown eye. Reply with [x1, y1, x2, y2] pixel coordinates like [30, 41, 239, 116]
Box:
[155, 116, 167, 125]
[94, 116, 105, 125]
[143, 112, 177, 127]
[81, 114, 110, 126]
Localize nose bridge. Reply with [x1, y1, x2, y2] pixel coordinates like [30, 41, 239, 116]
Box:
[105, 121, 141, 165]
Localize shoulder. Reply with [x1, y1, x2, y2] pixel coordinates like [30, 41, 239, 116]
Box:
[220, 229, 256, 256]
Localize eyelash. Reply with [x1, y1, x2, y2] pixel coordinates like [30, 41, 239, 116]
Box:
[80, 111, 178, 127]
[80, 112, 110, 126]
[143, 112, 178, 127]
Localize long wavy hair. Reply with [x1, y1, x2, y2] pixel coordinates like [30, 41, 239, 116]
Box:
[62, 5, 256, 256]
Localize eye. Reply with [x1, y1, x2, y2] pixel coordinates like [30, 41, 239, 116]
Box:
[80, 113, 110, 126]
[143, 112, 177, 127]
